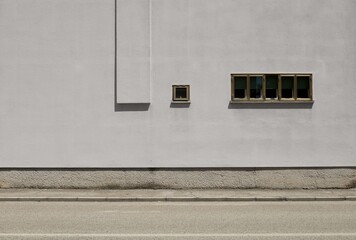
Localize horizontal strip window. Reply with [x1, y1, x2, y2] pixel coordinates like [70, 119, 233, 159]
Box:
[231, 74, 313, 103]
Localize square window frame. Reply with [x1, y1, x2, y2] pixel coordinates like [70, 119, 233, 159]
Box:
[172, 85, 190, 102]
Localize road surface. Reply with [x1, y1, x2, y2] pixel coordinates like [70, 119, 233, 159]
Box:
[0, 201, 355, 239]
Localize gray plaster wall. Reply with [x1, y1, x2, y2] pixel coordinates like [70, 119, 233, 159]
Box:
[1, 168, 356, 189]
[0, 0, 356, 168]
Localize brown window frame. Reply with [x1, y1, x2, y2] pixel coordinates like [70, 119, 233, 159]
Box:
[231, 73, 313, 103]
[172, 85, 190, 102]
[231, 75, 248, 100]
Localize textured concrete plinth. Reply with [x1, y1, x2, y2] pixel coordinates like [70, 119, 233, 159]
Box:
[0, 168, 356, 189]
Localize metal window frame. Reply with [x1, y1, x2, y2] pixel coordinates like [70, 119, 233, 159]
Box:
[280, 74, 296, 101]
[172, 85, 190, 102]
[296, 74, 313, 100]
[230, 73, 313, 103]
[248, 74, 264, 100]
[231, 75, 248, 100]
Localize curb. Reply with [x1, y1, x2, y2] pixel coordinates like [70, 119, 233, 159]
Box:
[0, 196, 355, 202]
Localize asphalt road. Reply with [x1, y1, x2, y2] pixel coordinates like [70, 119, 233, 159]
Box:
[0, 201, 355, 239]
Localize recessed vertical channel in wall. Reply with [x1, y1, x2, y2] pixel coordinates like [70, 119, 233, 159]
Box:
[116, 0, 151, 104]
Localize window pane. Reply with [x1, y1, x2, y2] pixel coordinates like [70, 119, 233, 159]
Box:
[175, 87, 187, 99]
[297, 76, 310, 98]
[266, 75, 278, 99]
[234, 76, 247, 98]
[250, 76, 262, 99]
[281, 76, 294, 98]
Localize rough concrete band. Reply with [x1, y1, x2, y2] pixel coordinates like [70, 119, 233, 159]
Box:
[0, 168, 356, 189]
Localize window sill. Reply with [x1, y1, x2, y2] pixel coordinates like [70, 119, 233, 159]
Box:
[230, 100, 314, 104]
[171, 101, 191, 104]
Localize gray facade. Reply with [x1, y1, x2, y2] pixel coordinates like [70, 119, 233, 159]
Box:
[0, 0, 356, 169]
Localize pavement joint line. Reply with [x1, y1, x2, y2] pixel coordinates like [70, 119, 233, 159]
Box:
[314, 196, 347, 201]
[255, 197, 286, 201]
[286, 197, 316, 201]
[1, 233, 356, 237]
[0, 196, 354, 202]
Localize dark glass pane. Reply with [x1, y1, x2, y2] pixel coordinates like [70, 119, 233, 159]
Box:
[297, 76, 309, 89]
[297, 76, 310, 98]
[250, 76, 262, 99]
[282, 89, 293, 98]
[266, 75, 278, 99]
[234, 76, 247, 98]
[266, 89, 277, 99]
[234, 89, 245, 98]
[175, 88, 187, 99]
[297, 89, 309, 98]
[266, 75, 278, 89]
[234, 76, 247, 89]
[282, 76, 294, 89]
[281, 76, 294, 98]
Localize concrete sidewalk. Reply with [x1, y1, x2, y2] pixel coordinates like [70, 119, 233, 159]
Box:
[0, 189, 356, 202]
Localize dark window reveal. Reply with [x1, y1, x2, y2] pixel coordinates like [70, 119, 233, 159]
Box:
[281, 76, 294, 99]
[234, 76, 247, 99]
[297, 76, 310, 98]
[266, 75, 278, 99]
[250, 76, 263, 99]
[175, 88, 187, 99]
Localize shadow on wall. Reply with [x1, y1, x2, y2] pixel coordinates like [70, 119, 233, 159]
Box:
[228, 102, 314, 109]
[170, 103, 191, 108]
[114, 102, 313, 111]
[115, 103, 150, 112]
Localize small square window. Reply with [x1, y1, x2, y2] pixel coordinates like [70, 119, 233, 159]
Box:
[172, 85, 190, 102]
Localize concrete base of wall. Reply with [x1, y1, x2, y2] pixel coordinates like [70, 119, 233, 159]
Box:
[0, 168, 356, 189]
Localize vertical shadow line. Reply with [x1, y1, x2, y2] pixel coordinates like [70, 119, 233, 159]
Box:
[114, 0, 117, 111]
[149, 0, 152, 102]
